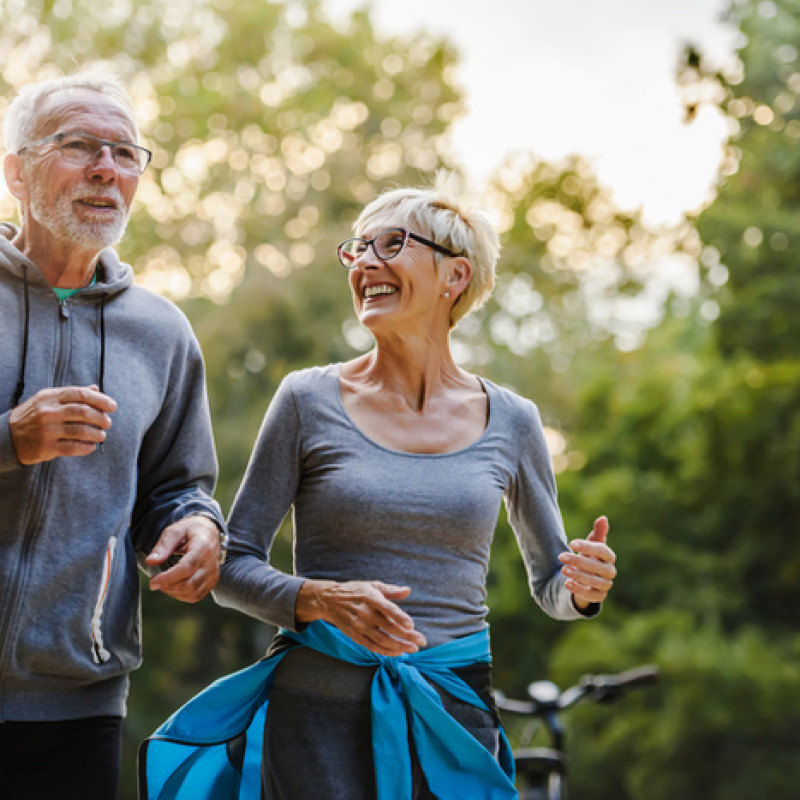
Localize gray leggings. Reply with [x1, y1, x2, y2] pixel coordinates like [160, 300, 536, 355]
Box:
[263, 646, 501, 799]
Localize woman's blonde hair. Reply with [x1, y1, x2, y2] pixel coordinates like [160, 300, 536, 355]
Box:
[354, 172, 500, 328]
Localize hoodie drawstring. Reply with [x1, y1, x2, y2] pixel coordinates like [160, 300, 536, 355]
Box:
[98, 294, 106, 395]
[11, 266, 108, 409]
[12, 265, 30, 408]
[97, 295, 107, 454]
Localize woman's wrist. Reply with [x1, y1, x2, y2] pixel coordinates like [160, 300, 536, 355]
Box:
[295, 578, 332, 624]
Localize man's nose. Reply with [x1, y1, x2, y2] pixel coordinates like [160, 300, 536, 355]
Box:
[86, 145, 118, 179]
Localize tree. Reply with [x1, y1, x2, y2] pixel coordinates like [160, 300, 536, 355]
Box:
[496, 3, 800, 795]
[682, 0, 800, 361]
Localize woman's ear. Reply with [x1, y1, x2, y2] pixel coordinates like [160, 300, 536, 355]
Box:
[3, 154, 28, 202]
[446, 256, 473, 298]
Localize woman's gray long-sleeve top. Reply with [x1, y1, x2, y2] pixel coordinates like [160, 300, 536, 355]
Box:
[215, 364, 592, 647]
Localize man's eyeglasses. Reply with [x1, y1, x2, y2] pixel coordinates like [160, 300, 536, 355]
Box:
[17, 131, 152, 175]
[337, 227, 461, 269]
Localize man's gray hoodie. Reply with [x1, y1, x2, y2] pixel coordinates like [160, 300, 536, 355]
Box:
[0, 223, 224, 721]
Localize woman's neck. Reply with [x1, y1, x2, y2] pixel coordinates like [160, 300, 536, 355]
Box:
[351, 335, 466, 412]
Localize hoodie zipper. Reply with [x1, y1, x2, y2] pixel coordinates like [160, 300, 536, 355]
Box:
[0, 297, 72, 712]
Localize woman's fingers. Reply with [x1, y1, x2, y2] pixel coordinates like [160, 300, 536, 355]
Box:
[559, 518, 617, 605]
[327, 581, 426, 654]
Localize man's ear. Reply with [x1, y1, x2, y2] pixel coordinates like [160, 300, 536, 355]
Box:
[3, 154, 28, 203]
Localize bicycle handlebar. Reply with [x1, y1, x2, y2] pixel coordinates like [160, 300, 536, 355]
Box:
[562, 663, 660, 707]
[495, 664, 660, 716]
[591, 664, 661, 690]
[497, 664, 660, 796]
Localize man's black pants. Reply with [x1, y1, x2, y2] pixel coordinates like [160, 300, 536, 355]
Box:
[0, 716, 122, 800]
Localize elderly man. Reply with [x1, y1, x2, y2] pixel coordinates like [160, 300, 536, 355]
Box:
[0, 73, 226, 799]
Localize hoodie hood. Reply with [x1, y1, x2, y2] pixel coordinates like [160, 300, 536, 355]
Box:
[0, 221, 134, 297]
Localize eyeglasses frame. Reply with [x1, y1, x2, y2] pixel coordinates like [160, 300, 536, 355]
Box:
[337, 227, 461, 270]
[16, 130, 153, 175]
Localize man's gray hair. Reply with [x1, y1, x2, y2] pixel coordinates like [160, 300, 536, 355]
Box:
[3, 71, 137, 155]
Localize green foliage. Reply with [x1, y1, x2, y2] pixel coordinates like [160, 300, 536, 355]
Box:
[544, 613, 800, 800]
[559, 322, 800, 629]
[458, 153, 688, 406]
[496, 2, 800, 794]
[687, 0, 800, 359]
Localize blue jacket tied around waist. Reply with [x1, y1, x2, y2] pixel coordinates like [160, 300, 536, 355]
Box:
[139, 621, 517, 799]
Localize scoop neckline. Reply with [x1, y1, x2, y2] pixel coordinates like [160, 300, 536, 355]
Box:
[332, 363, 494, 458]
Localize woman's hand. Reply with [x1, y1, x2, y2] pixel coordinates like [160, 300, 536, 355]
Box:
[295, 579, 427, 656]
[558, 516, 617, 609]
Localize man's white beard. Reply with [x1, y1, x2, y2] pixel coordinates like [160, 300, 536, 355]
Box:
[29, 181, 130, 250]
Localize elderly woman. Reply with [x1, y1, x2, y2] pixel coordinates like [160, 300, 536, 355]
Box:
[141, 176, 616, 800]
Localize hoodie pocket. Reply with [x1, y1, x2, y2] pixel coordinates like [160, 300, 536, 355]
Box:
[91, 535, 117, 665]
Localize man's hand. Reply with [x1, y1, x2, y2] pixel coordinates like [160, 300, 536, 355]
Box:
[146, 515, 221, 603]
[9, 385, 116, 465]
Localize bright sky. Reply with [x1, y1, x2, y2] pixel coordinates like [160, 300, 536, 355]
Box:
[324, 0, 739, 226]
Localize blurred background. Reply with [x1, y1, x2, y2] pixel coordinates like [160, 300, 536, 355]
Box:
[1, 0, 798, 797]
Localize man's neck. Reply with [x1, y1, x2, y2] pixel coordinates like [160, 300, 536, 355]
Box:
[13, 227, 100, 289]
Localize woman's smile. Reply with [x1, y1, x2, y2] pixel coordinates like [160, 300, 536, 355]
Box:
[363, 282, 398, 299]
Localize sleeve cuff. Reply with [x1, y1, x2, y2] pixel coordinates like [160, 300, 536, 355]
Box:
[0, 411, 23, 473]
[572, 596, 602, 618]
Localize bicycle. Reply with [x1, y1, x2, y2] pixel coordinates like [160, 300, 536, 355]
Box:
[494, 664, 660, 800]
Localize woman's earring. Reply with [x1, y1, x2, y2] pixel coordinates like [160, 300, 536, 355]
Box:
[444, 291, 450, 298]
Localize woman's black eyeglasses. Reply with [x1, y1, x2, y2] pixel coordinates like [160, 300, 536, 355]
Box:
[337, 227, 460, 269]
